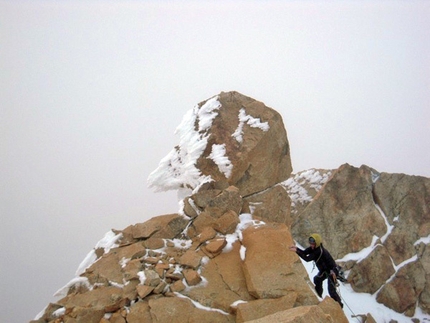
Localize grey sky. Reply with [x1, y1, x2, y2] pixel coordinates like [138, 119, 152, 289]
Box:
[1, 1, 429, 322]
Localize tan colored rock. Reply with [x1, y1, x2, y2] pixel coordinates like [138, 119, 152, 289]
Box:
[282, 169, 333, 216]
[191, 187, 243, 219]
[155, 262, 169, 277]
[131, 214, 188, 240]
[148, 92, 292, 197]
[348, 244, 395, 294]
[31, 303, 64, 323]
[244, 185, 292, 226]
[179, 249, 202, 269]
[365, 313, 377, 323]
[165, 268, 183, 281]
[82, 252, 123, 284]
[126, 301, 152, 323]
[420, 281, 430, 315]
[183, 196, 199, 218]
[143, 256, 160, 265]
[317, 297, 348, 323]
[123, 279, 139, 300]
[182, 246, 248, 313]
[108, 311, 126, 323]
[188, 212, 217, 238]
[204, 188, 243, 218]
[212, 240, 253, 301]
[214, 210, 240, 234]
[183, 268, 202, 286]
[196, 92, 292, 196]
[143, 269, 161, 287]
[122, 258, 142, 281]
[245, 304, 333, 323]
[58, 286, 127, 313]
[236, 293, 297, 323]
[197, 226, 217, 243]
[144, 237, 165, 250]
[148, 296, 235, 322]
[291, 164, 387, 259]
[241, 223, 318, 305]
[170, 280, 186, 292]
[147, 297, 191, 322]
[374, 173, 430, 265]
[202, 238, 227, 258]
[153, 281, 167, 294]
[117, 241, 147, 258]
[65, 306, 104, 323]
[188, 308, 235, 323]
[137, 284, 154, 299]
[192, 189, 223, 209]
[37, 90, 430, 322]
[376, 260, 426, 316]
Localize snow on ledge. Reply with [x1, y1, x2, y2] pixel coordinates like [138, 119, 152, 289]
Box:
[414, 234, 430, 246]
[336, 235, 379, 263]
[208, 143, 233, 178]
[232, 108, 269, 143]
[147, 96, 221, 193]
[53, 277, 91, 298]
[174, 292, 229, 315]
[75, 230, 122, 276]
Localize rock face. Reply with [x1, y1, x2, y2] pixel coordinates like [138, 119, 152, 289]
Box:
[33, 92, 429, 322]
[147, 91, 292, 197]
[285, 164, 430, 318]
[289, 164, 387, 259]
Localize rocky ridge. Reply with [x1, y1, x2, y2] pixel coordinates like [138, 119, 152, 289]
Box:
[33, 92, 429, 323]
[285, 165, 430, 318]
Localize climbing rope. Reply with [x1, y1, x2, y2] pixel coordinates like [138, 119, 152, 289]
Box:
[328, 277, 362, 323]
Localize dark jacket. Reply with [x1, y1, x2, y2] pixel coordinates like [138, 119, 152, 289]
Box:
[296, 244, 337, 274]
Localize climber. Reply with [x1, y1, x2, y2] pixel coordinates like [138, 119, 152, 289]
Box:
[289, 233, 343, 308]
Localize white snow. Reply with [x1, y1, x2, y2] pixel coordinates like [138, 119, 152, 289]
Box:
[208, 143, 233, 178]
[53, 277, 91, 298]
[371, 170, 380, 183]
[75, 250, 97, 276]
[169, 238, 193, 249]
[137, 271, 146, 285]
[52, 307, 66, 317]
[222, 213, 265, 256]
[393, 254, 419, 272]
[230, 299, 248, 308]
[298, 244, 429, 323]
[120, 257, 130, 268]
[282, 169, 331, 211]
[336, 236, 380, 263]
[147, 96, 221, 193]
[75, 230, 122, 276]
[283, 177, 313, 206]
[414, 234, 430, 246]
[239, 245, 247, 261]
[174, 292, 229, 315]
[375, 204, 394, 243]
[34, 306, 48, 320]
[232, 108, 269, 143]
[46, 231, 123, 317]
[45, 212, 430, 323]
[95, 230, 123, 252]
[196, 95, 222, 132]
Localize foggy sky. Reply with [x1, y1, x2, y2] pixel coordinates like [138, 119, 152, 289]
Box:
[1, 1, 429, 322]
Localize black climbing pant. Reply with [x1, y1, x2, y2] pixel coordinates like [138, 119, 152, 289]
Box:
[313, 271, 343, 308]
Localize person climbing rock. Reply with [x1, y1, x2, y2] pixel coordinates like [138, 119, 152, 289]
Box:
[289, 233, 343, 308]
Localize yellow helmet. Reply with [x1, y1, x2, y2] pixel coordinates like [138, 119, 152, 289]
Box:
[309, 233, 322, 247]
